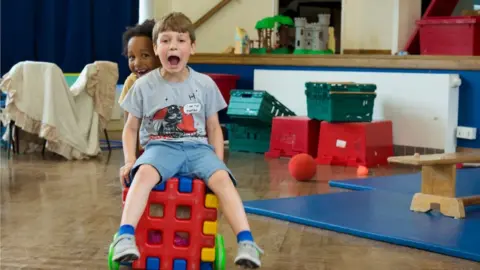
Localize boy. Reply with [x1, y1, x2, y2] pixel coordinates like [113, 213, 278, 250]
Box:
[118, 19, 161, 122]
[112, 12, 264, 268]
[118, 19, 161, 156]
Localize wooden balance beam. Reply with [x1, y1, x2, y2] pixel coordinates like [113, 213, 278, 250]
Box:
[387, 152, 480, 219]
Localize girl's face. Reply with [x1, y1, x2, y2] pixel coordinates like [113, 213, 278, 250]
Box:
[127, 36, 160, 78]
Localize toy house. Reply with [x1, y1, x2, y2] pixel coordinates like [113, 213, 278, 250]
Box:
[249, 16, 294, 54]
[294, 14, 332, 54]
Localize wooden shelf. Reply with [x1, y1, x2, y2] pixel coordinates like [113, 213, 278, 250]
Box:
[190, 53, 480, 71]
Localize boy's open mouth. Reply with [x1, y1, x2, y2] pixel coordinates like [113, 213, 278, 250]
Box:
[135, 69, 149, 77]
[168, 56, 180, 66]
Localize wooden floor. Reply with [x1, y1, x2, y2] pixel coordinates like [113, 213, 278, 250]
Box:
[1, 149, 479, 270]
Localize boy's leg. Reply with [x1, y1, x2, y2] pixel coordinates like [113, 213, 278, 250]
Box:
[112, 142, 186, 262]
[113, 164, 160, 262]
[208, 170, 263, 268]
[186, 143, 263, 268]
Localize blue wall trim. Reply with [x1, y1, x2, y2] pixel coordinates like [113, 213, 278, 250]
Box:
[190, 63, 480, 148]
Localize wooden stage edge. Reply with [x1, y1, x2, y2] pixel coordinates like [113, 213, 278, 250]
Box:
[189, 53, 480, 71]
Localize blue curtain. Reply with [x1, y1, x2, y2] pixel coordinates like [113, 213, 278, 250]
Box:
[1, 0, 139, 82]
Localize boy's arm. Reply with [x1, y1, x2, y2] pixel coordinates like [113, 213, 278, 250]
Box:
[119, 80, 143, 163]
[204, 77, 228, 161]
[206, 113, 224, 161]
[123, 114, 141, 163]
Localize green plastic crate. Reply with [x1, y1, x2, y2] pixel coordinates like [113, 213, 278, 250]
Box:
[305, 82, 377, 122]
[227, 123, 271, 153]
[64, 73, 80, 87]
[227, 90, 295, 125]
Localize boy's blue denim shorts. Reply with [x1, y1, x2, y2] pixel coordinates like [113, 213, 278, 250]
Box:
[130, 140, 237, 186]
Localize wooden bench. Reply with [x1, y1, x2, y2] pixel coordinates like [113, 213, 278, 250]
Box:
[388, 152, 480, 219]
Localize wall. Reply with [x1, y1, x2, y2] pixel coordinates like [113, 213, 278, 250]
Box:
[153, 0, 172, 19]
[153, 0, 276, 53]
[341, 0, 421, 53]
[341, 0, 395, 52]
[392, 0, 421, 53]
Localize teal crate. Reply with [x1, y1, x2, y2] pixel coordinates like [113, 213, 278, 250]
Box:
[227, 90, 295, 125]
[305, 82, 377, 122]
[64, 73, 80, 87]
[227, 123, 271, 153]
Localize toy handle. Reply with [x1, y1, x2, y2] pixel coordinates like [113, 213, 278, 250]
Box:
[215, 234, 226, 270]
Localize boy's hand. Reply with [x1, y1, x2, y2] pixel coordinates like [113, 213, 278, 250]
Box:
[119, 161, 135, 187]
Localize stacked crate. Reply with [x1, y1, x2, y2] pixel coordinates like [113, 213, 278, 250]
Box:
[304, 82, 394, 167]
[304, 82, 376, 123]
[226, 90, 295, 153]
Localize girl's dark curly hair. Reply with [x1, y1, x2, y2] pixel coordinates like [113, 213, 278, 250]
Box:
[122, 19, 156, 56]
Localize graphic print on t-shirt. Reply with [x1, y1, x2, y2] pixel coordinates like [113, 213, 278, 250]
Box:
[146, 103, 203, 140]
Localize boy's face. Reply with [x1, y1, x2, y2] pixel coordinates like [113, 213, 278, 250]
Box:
[154, 31, 196, 73]
[127, 36, 160, 78]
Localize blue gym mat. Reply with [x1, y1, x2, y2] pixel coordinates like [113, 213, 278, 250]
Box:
[329, 168, 480, 196]
[243, 190, 480, 262]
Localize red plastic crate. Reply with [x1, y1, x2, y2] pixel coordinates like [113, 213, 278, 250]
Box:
[403, 0, 460, 53]
[204, 73, 240, 104]
[265, 116, 320, 158]
[315, 121, 394, 167]
[417, 16, 480, 55]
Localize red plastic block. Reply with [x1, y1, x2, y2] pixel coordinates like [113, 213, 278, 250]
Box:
[204, 73, 240, 105]
[265, 116, 320, 158]
[122, 178, 217, 270]
[315, 121, 393, 167]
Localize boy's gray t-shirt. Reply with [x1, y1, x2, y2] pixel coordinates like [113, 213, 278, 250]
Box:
[120, 67, 227, 147]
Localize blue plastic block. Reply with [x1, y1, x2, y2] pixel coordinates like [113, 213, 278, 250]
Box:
[146, 257, 160, 270]
[153, 181, 166, 191]
[200, 262, 213, 270]
[178, 177, 193, 193]
[173, 259, 187, 270]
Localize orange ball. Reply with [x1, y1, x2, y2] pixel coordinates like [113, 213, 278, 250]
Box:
[288, 153, 317, 181]
[357, 165, 369, 176]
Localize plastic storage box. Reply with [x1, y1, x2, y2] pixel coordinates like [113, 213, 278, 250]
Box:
[227, 123, 271, 153]
[305, 82, 377, 122]
[417, 16, 480, 55]
[227, 90, 295, 125]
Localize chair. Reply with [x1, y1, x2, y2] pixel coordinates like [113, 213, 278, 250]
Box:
[0, 61, 117, 159]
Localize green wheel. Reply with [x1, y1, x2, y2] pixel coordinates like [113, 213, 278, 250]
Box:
[214, 234, 226, 270]
[108, 233, 120, 270]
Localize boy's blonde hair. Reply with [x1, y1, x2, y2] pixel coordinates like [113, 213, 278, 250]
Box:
[153, 12, 196, 43]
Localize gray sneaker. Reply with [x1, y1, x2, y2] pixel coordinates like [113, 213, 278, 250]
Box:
[112, 234, 140, 262]
[234, 241, 264, 268]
